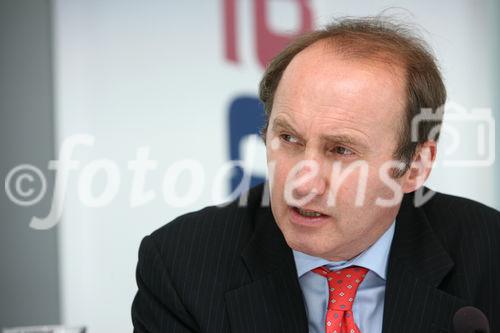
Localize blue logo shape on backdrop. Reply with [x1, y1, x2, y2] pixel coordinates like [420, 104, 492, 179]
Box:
[228, 95, 266, 192]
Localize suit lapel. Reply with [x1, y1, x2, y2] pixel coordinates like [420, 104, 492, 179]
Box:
[383, 191, 468, 333]
[225, 191, 308, 333]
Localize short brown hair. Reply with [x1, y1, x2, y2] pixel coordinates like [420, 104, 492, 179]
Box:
[259, 16, 446, 171]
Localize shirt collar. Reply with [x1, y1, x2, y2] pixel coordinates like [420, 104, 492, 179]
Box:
[292, 221, 396, 280]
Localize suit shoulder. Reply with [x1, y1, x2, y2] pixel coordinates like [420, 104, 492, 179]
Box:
[421, 190, 500, 242]
[145, 184, 266, 264]
[424, 190, 500, 223]
[148, 204, 249, 255]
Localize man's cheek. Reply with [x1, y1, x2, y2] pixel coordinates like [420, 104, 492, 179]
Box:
[328, 172, 366, 206]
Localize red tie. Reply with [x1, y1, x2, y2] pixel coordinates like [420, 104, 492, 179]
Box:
[312, 266, 368, 333]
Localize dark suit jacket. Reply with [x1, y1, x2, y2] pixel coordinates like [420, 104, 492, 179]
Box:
[131, 184, 500, 332]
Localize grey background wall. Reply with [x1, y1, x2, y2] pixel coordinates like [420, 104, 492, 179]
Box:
[0, 0, 60, 328]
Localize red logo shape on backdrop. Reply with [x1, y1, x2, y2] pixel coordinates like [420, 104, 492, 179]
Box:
[224, 0, 313, 69]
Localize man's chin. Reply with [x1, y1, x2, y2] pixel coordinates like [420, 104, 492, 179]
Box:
[286, 237, 326, 257]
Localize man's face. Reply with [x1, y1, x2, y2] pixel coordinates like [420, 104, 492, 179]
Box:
[265, 41, 408, 261]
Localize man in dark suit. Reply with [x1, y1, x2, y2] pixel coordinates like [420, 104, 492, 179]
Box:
[132, 18, 500, 332]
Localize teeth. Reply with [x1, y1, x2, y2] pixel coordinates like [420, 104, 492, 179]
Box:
[297, 208, 322, 217]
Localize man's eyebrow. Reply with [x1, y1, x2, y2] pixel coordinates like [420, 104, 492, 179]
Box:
[271, 118, 299, 135]
[321, 134, 356, 145]
[321, 134, 368, 149]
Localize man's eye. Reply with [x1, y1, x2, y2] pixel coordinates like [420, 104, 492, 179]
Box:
[280, 134, 299, 144]
[335, 146, 354, 155]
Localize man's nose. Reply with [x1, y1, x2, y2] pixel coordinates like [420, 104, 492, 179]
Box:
[291, 158, 327, 199]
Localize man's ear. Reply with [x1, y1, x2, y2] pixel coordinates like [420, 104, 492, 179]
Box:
[401, 141, 437, 193]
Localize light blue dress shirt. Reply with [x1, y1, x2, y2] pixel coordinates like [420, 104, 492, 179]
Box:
[292, 221, 395, 333]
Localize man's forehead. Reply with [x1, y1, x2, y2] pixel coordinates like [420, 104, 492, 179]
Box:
[273, 42, 407, 124]
[283, 39, 407, 93]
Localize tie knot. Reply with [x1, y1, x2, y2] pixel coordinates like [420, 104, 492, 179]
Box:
[312, 265, 368, 311]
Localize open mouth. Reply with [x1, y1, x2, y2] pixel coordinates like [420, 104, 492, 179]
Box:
[289, 206, 329, 227]
[292, 207, 327, 218]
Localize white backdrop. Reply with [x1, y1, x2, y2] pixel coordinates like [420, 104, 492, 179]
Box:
[52, 1, 497, 332]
